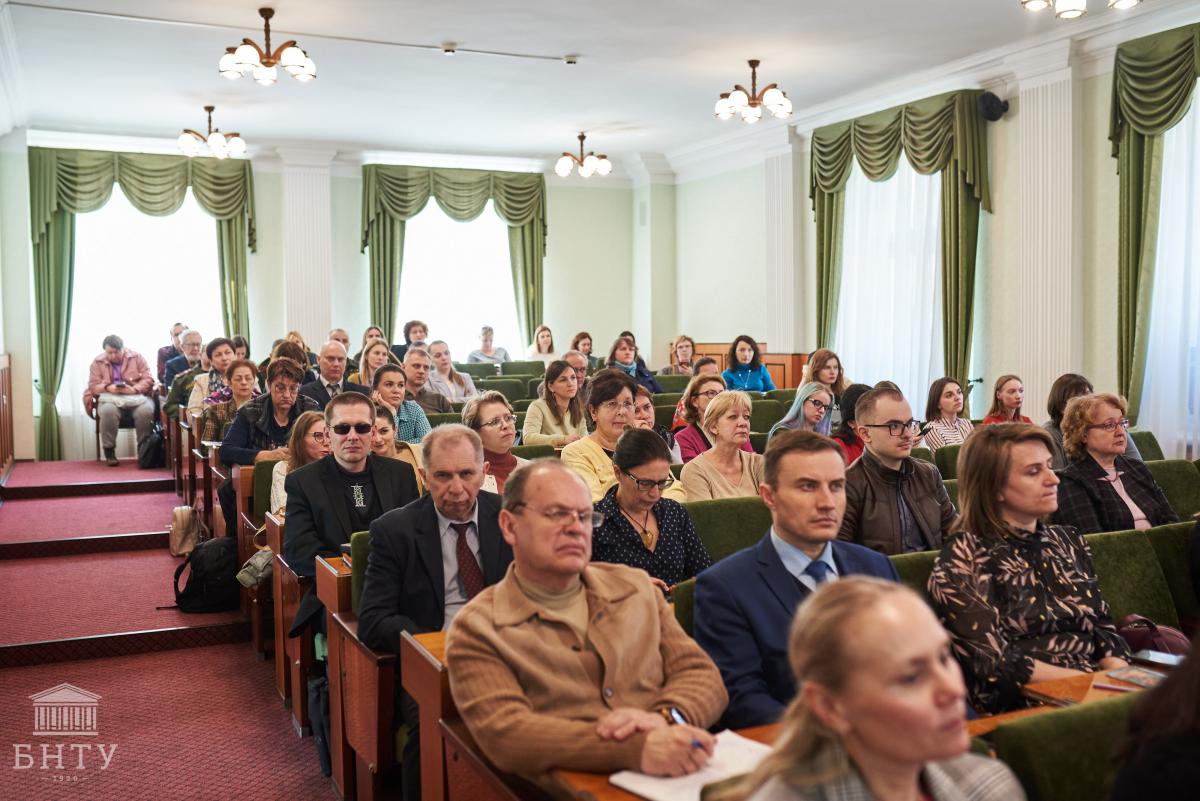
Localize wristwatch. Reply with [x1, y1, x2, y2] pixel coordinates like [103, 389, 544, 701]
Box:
[659, 707, 687, 726]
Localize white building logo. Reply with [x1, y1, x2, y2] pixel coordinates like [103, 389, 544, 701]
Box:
[29, 684, 101, 736]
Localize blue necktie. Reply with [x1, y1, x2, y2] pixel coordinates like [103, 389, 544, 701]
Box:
[803, 559, 833, 585]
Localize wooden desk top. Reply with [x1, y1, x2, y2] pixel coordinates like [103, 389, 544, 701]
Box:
[414, 630, 446, 665]
[554, 724, 778, 801]
[967, 670, 1148, 738]
[319, 556, 352, 577]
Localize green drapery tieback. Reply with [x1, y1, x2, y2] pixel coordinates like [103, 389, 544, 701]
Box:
[28, 147, 257, 460]
[1109, 23, 1200, 422]
[809, 91, 991, 413]
[360, 165, 547, 344]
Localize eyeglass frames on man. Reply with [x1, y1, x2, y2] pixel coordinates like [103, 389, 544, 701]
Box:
[861, 419, 921, 437]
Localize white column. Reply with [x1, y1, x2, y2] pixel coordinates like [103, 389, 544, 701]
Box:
[1007, 40, 1083, 414]
[763, 129, 803, 354]
[277, 148, 336, 347]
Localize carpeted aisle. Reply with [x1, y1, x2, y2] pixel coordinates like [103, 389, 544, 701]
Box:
[0, 644, 332, 801]
[0, 493, 179, 543]
[4, 459, 172, 487]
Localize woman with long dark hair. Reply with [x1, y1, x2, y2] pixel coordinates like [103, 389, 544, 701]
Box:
[722, 334, 776, 392]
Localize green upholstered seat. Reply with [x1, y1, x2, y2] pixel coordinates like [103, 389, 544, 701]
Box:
[889, 550, 937, 599]
[684, 496, 772, 563]
[673, 577, 696, 636]
[1129, 429, 1165, 461]
[1146, 522, 1200, 621]
[655, 374, 691, 393]
[252, 460, 279, 518]
[934, 444, 960, 480]
[942, 479, 958, 510]
[450, 401, 466, 412]
[526, 377, 543, 398]
[476, 378, 527, 401]
[749, 433, 768, 454]
[1084, 529, 1179, 628]
[426, 412, 460, 428]
[749, 399, 784, 433]
[669, 463, 684, 479]
[766, 389, 796, 404]
[993, 693, 1137, 801]
[653, 392, 683, 407]
[501, 360, 545, 377]
[350, 530, 371, 616]
[1143, 459, 1200, 520]
[511, 444, 556, 460]
[655, 406, 677, 429]
[910, 446, 933, 464]
[454, 362, 498, 380]
[511, 398, 534, 411]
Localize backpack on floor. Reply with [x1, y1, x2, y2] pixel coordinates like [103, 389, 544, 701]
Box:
[168, 506, 209, 557]
[168, 536, 240, 613]
[138, 422, 165, 469]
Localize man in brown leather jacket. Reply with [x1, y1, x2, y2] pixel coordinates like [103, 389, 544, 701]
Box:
[839, 387, 956, 554]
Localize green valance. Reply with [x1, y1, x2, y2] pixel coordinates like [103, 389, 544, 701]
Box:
[1109, 23, 1200, 422]
[28, 147, 256, 460]
[361, 165, 547, 343]
[809, 91, 991, 408]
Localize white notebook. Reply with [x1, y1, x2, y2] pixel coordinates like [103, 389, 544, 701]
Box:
[608, 730, 772, 801]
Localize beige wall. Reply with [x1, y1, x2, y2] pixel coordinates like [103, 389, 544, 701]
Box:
[0, 135, 35, 458]
[330, 173, 371, 342]
[1080, 73, 1121, 393]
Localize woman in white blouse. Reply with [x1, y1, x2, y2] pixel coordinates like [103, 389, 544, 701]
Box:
[525, 324, 558, 366]
[921, 377, 974, 454]
[425, 340, 478, 402]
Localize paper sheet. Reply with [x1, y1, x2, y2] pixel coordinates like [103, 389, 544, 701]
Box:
[608, 730, 772, 801]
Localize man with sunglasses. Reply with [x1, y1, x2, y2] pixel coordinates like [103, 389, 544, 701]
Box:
[282, 391, 420, 640]
[839, 387, 956, 555]
[358, 424, 512, 801]
[444, 459, 726, 794]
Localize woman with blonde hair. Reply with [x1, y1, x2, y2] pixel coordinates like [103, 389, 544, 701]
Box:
[426, 340, 478, 402]
[680, 390, 765, 501]
[981, 374, 1031, 424]
[348, 336, 399, 387]
[674, 373, 753, 463]
[285, 330, 318, 367]
[722, 577, 1022, 801]
[269, 410, 329, 514]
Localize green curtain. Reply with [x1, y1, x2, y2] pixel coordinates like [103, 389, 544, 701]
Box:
[1109, 24, 1200, 422]
[28, 147, 256, 460]
[810, 90, 991, 409]
[361, 165, 547, 343]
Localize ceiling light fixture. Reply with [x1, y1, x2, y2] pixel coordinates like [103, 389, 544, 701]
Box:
[1020, 0, 1141, 18]
[713, 60, 792, 124]
[554, 133, 613, 178]
[218, 7, 316, 85]
[177, 106, 247, 159]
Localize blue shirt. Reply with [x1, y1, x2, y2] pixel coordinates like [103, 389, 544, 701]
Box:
[769, 527, 839, 593]
[722, 364, 776, 392]
[394, 400, 431, 444]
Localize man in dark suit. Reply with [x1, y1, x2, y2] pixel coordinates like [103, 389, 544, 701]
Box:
[694, 429, 899, 729]
[163, 328, 202, 391]
[282, 392, 420, 637]
[299, 340, 370, 410]
[358, 423, 513, 801]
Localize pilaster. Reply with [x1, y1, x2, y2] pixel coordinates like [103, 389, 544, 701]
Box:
[277, 147, 336, 347]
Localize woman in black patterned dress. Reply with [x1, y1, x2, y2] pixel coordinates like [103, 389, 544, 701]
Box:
[927, 423, 1130, 714]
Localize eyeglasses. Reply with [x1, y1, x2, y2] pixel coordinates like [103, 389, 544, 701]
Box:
[331, 422, 373, 435]
[621, 468, 675, 492]
[480, 413, 516, 429]
[1088, 418, 1130, 433]
[513, 503, 604, 527]
[697, 389, 721, 400]
[862, 419, 921, 437]
[309, 431, 329, 442]
[601, 400, 635, 413]
[805, 398, 829, 412]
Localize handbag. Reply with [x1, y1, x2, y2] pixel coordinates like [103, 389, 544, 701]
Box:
[1117, 613, 1192, 655]
[236, 547, 273, 588]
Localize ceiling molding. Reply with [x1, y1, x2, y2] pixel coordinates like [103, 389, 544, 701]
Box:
[666, 122, 793, 185]
[0, 1, 29, 136]
[360, 149, 548, 173]
[27, 128, 187, 154]
[626, 153, 674, 187]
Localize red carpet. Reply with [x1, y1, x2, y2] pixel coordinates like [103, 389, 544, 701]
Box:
[0, 644, 331, 800]
[0, 493, 180, 543]
[5, 459, 172, 488]
[0, 551, 241, 646]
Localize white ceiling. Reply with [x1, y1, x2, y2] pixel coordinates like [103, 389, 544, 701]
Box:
[0, 0, 1187, 161]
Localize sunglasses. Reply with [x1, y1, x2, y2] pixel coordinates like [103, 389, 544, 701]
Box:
[331, 422, 373, 435]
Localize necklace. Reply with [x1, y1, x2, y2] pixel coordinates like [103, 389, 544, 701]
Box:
[619, 502, 656, 551]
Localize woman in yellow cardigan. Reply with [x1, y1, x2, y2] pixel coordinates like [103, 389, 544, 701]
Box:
[561, 369, 686, 502]
[521, 360, 589, 447]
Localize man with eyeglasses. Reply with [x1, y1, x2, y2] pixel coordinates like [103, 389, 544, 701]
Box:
[283, 392, 420, 640]
[358, 423, 511, 801]
[299, 340, 370, 410]
[445, 459, 727, 794]
[839, 387, 956, 555]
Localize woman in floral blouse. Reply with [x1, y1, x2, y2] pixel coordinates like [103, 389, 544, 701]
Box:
[927, 423, 1130, 714]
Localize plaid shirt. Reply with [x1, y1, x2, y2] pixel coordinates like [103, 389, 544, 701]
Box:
[1054, 454, 1179, 534]
[394, 400, 431, 444]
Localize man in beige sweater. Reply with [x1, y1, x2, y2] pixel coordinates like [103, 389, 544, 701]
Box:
[446, 460, 728, 795]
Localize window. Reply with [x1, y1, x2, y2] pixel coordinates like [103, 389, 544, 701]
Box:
[57, 188, 222, 460]
[1139, 84, 1200, 458]
[833, 158, 944, 402]
[394, 200, 523, 360]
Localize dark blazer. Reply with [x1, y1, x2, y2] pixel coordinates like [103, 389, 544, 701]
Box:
[1054, 454, 1179, 534]
[283, 454, 420, 636]
[694, 532, 899, 729]
[298, 379, 371, 410]
[358, 492, 512, 655]
[163, 353, 194, 392]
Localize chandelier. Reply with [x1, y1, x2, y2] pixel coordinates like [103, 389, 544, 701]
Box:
[554, 133, 613, 178]
[218, 7, 316, 85]
[713, 60, 793, 124]
[177, 106, 247, 159]
[1020, 0, 1141, 19]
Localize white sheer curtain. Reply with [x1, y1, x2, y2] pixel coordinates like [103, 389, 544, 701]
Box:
[1139, 85, 1200, 459]
[395, 200, 524, 357]
[833, 158, 944, 403]
[59, 188, 222, 461]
